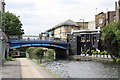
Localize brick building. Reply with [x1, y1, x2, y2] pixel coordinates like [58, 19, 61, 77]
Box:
[95, 12, 106, 28]
[95, 0, 120, 29]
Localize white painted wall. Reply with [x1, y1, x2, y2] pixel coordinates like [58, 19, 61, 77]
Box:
[88, 21, 96, 30]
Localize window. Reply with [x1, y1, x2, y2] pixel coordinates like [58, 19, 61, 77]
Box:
[62, 32, 70, 36]
[99, 18, 103, 24]
[113, 15, 116, 22]
[63, 26, 70, 29]
[86, 34, 90, 40]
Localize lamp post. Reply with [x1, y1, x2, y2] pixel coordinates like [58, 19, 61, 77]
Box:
[80, 19, 84, 29]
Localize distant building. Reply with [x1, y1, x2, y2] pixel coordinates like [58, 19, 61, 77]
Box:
[106, 11, 116, 24]
[88, 21, 95, 30]
[77, 22, 88, 30]
[40, 19, 82, 40]
[95, 1, 120, 29]
[115, 0, 120, 22]
[95, 12, 106, 29]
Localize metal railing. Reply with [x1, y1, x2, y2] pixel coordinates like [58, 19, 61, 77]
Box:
[9, 35, 67, 43]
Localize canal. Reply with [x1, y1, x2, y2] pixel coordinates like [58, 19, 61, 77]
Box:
[41, 60, 119, 78]
[29, 53, 119, 78]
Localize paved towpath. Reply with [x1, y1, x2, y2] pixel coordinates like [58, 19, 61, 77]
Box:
[2, 58, 56, 78]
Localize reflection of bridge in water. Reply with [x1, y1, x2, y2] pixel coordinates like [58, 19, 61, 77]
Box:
[9, 35, 68, 58]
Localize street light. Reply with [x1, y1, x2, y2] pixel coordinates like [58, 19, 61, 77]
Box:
[80, 19, 84, 29]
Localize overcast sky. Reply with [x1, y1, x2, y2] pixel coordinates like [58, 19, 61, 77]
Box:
[5, 0, 117, 35]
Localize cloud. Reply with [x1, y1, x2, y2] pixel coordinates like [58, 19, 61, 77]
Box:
[5, 0, 116, 35]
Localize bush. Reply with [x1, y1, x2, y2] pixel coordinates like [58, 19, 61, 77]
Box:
[9, 51, 14, 57]
[91, 50, 94, 53]
[46, 49, 55, 56]
[81, 51, 85, 54]
[6, 57, 15, 61]
[92, 51, 98, 55]
[26, 47, 36, 54]
[116, 58, 120, 62]
[86, 50, 90, 54]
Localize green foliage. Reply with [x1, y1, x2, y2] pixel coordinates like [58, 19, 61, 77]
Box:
[81, 51, 85, 54]
[92, 51, 98, 55]
[46, 49, 55, 56]
[2, 11, 24, 36]
[80, 40, 85, 42]
[9, 51, 14, 57]
[86, 50, 90, 54]
[101, 22, 120, 58]
[91, 50, 94, 53]
[26, 47, 36, 54]
[6, 57, 15, 61]
[116, 58, 120, 62]
[34, 47, 44, 55]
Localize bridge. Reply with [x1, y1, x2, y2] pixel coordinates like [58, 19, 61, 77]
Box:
[8, 35, 69, 58]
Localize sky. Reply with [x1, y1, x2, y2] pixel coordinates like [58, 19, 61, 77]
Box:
[5, 0, 117, 35]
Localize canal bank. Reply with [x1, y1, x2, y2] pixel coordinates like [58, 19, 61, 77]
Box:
[67, 55, 114, 62]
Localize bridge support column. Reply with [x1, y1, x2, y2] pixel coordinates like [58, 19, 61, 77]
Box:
[55, 49, 67, 59]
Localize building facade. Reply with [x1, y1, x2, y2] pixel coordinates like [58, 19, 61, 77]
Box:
[116, 0, 120, 22]
[95, 1, 120, 29]
[88, 21, 95, 30]
[40, 19, 82, 40]
[95, 12, 106, 29]
[77, 22, 88, 30]
[68, 29, 100, 55]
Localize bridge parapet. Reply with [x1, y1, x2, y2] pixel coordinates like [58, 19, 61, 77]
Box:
[9, 35, 67, 43]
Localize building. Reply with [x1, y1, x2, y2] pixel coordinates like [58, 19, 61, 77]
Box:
[68, 29, 100, 55]
[95, 1, 120, 29]
[106, 11, 116, 24]
[88, 21, 96, 30]
[40, 19, 82, 40]
[77, 22, 89, 30]
[95, 12, 106, 29]
[116, 0, 120, 22]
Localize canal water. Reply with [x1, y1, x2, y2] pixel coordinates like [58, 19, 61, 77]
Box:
[29, 54, 119, 78]
[41, 60, 119, 78]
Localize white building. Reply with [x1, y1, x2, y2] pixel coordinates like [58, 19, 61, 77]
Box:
[88, 21, 96, 30]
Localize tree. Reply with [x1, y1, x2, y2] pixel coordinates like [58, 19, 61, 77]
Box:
[2, 11, 24, 36]
[101, 22, 120, 61]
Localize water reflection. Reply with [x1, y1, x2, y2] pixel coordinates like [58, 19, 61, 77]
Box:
[30, 53, 55, 63]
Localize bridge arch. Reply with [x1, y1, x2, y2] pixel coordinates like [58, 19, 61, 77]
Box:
[9, 41, 68, 59]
